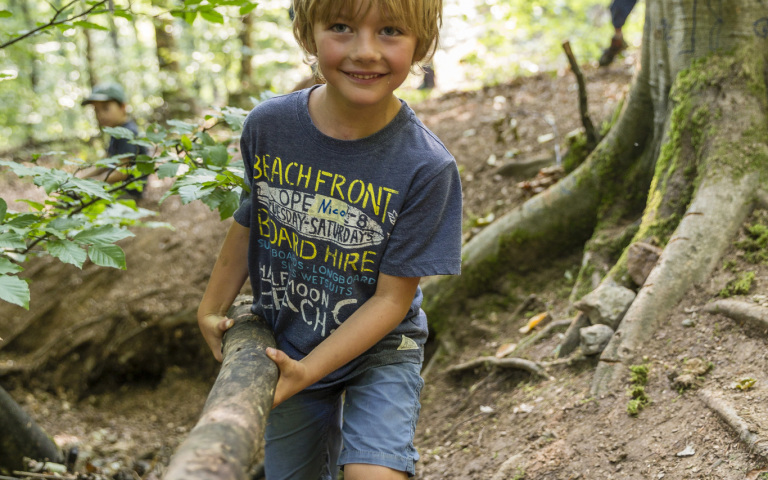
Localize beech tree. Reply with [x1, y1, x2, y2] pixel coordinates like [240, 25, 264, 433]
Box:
[423, 0, 768, 395]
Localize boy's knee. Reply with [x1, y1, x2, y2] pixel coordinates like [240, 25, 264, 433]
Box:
[344, 464, 408, 480]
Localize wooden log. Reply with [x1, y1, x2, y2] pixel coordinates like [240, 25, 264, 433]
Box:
[162, 302, 278, 480]
[0, 385, 64, 472]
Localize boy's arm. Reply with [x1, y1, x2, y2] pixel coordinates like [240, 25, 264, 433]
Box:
[198, 221, 251, 362]
[267, 273, 420, 406]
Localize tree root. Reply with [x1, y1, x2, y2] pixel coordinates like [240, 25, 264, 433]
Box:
[592, 170, 760, 396]
[699, 389, 768, 460]
[703, 300, 768, 333]
[444, 356, 553, 380]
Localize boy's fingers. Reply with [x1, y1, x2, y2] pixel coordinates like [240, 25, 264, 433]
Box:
[218, 318, 234, 332]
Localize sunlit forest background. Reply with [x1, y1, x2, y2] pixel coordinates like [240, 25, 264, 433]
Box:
[0, 0, 643, 154]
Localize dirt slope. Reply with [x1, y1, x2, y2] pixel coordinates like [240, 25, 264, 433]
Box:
[4, 53, 768, 479]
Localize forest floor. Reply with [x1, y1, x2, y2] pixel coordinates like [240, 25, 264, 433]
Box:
[4, 49, 768, 479]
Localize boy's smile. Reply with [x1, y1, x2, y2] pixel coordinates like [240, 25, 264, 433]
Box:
[309, 1, 418, 136]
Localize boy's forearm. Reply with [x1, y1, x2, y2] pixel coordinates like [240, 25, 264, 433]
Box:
[198, 221, 251, 319]
[299, 274, 421, 387]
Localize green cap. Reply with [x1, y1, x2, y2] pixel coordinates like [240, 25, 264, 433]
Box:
[82, 82, 127, 105]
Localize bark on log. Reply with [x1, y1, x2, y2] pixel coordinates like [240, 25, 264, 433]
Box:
[162, 302, 277, 480]
[0, 385, 63, 472]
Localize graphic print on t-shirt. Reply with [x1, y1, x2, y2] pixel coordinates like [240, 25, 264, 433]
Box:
[251, 153, 400, 339]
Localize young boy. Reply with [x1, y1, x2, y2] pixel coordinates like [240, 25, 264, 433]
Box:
[198, 1, 462, 478]
[81, 82, 147, 194]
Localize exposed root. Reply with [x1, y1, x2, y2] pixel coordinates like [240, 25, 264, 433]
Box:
[444, 356, 553, 380]
[699, 389, 768, 460]
[704, 299, 768, 333]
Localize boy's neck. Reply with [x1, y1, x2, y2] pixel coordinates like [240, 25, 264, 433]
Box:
[308, 86, 402, 140]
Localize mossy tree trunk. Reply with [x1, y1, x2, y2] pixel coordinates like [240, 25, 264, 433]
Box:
[423, 0, 768, 394]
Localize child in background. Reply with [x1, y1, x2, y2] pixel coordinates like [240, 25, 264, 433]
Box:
[81, 82, 147, 196]
[198, 0, 462, 479]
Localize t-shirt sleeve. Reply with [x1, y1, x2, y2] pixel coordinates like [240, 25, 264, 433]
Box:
[380, 161, 462, 278]
[233, 115, 255, 227]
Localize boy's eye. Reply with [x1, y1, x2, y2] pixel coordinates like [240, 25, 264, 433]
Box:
[330, 23, 349, 33]
[381, 26, 402, 36]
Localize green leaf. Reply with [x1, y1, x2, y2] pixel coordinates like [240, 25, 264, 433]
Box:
[184, 11, 197, 24]
[47, 239, 87, 268]
[199, 9, 224, 24]
[203, 145, 229, 167]
[49, 216, 82, 232]
[103, 126, 135, 140]
[88, 244, 127, 269]
[73, 225, 134, 246]
[167, 119, 197, 135]
[36, 169, 69, 194]
[0, 198, 6, 221]
[0, 10, 12, 18]
[112, 10, 133, 20]
[73, 20, 109, 31]
[68, 177, 112, 200]
[180, 135, 194, 151]
[199, 131, 216, 146]
[0, 258, 22, 275]
[217, 190, 240, 219]
[5, 213, 38, 229]
[220, 106, 250, 130]
[157, 163, 180, 179]
[0, 275, 29, 309]
[239, 2, 258, 15]
[0, 232, 27, 250]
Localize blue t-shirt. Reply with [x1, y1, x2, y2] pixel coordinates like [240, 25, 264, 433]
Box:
[234, 86, 462, 388]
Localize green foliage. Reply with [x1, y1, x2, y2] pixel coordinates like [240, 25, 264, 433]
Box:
[719, 270, 755, 298]
[734, 223, 768, 264]
[0, 105, 249, 309]
[627, 364, 650, 416]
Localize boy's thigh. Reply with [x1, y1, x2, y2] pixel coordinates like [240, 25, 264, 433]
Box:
[339, 362, 424, 477]
[264, 386, 344, 480]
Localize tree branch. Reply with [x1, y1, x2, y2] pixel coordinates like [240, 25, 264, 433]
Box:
[162, 300, 278, 480]
[0, 1, 109, 50]
[562, 41, 598, 149]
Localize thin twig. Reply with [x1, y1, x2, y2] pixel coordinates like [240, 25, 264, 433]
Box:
[562, 41, 598, 149]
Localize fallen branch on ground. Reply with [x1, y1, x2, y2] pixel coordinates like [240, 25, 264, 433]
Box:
[162, 300, 278, 480]
[699, 389, 768, 459]
[513, 319, 572, 356]
[444, 356, 552, 380]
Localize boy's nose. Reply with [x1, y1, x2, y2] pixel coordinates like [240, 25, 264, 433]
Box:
[350, 34, 381, 62]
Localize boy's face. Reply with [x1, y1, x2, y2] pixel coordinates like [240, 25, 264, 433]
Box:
[312, 0, 418, 110]
[91, 100, 127, 128]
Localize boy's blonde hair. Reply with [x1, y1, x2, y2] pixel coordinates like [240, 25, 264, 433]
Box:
[292, 0, 442, 64]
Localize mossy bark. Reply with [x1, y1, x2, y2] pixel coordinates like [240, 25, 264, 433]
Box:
[591, 1, 768, 394]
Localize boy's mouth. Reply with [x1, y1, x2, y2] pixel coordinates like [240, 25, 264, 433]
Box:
[346, 72, 386, 80]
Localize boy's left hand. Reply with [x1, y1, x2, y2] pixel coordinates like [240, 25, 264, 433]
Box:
[266, 347, 312, 408]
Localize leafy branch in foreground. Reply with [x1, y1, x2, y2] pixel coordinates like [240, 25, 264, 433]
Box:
[0, 105, 251, 309]
[0, 0, 259, 51]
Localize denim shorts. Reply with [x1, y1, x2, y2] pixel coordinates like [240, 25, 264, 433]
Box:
[263, 362, 424, 480]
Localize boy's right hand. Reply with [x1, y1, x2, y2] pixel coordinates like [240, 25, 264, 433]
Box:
[199, 314, 234, 362]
